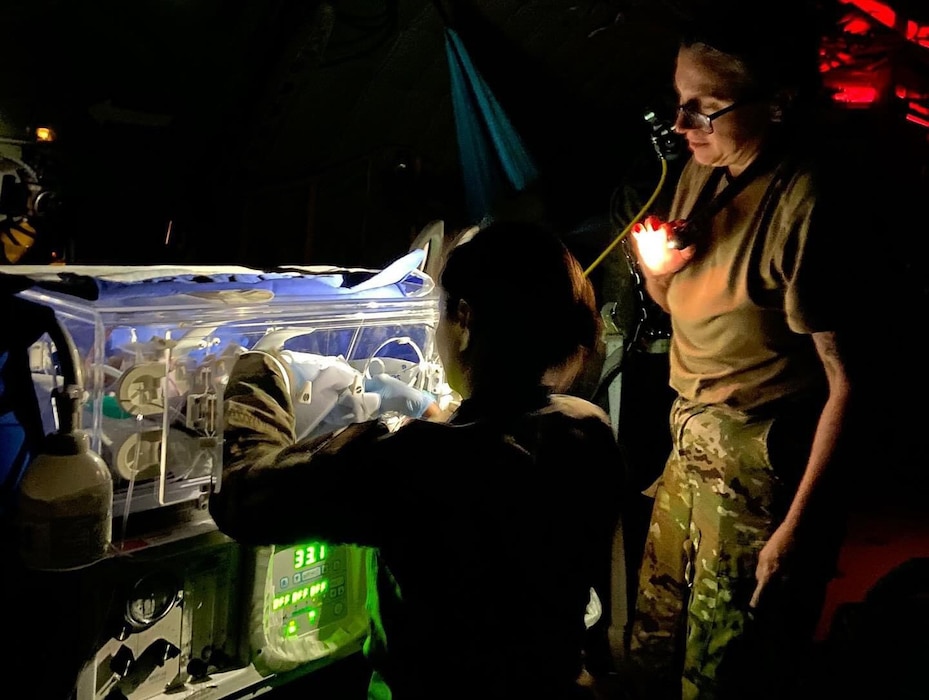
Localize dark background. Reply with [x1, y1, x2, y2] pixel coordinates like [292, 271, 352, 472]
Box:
[2, 0, 927, 270]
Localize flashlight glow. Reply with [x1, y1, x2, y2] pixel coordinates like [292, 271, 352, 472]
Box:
[631, 216, 678, 270]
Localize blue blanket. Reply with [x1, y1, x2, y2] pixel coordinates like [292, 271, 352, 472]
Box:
[0, 250, 429, 303]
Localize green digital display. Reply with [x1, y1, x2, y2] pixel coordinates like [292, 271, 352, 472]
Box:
[272, 580, 329, 611]
[270, 541, 349, 641]
[293, 543, 327, 570]
[283, 606, 320, 637]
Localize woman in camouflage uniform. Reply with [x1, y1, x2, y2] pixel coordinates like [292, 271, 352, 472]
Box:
[626, 3, 857, 698]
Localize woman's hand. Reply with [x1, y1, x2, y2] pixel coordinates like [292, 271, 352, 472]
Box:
[631, 215, 695, 277]
[750, 522, 798, 608]
[364, 373, 437, 418]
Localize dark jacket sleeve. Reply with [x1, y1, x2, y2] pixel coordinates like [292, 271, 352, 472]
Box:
[578, 413, 627, 664]
[209, 351, 392, 547]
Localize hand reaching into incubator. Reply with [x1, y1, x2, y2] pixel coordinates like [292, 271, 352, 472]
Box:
[248, 350, 441, 439]
[365, 373, 438, 419]
[631, 215, 695, 277]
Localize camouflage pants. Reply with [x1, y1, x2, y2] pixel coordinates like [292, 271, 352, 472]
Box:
[628, 397, 837, 700]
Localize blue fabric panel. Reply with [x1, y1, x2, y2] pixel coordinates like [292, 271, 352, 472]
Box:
[444, 27, 539, 222]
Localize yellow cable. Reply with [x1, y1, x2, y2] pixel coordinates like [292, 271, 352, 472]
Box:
[583, 157, 668, 278]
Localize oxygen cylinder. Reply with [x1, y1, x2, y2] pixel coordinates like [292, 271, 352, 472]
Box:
[16, 386, 113, 570]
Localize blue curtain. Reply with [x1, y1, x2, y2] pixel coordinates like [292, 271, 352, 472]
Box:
[444, 27, 539, 223]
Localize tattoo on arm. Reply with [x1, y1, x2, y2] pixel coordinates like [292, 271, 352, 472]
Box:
[814, 331, 838, 359]
[812, 331, 849, 383]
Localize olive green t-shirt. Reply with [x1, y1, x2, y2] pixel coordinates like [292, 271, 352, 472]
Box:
[665, 156, 840, 412]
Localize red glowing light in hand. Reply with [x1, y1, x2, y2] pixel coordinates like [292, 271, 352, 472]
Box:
[631, 216, 694, 275]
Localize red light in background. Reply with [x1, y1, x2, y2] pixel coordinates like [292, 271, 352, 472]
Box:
[831, 84, 880, 104]
[905, 101, 929, 129]
[834, 1, 929, 133]
[840, 0, 896, 29]
[841, 0, 929, 49]
[844, 17, 874, 35]
[904, 21, 929, 49]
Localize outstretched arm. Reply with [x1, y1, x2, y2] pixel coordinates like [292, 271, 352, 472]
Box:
[209, 351, 391, 546]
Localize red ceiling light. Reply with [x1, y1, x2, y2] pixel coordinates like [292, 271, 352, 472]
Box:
[840, 0, 896, 29]
[904, 21, 929, 49]
[840, 0, 929, 49]
[831, 2, 929, 133]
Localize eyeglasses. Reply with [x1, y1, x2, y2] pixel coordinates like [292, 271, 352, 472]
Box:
[674, 99, 751, 134]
